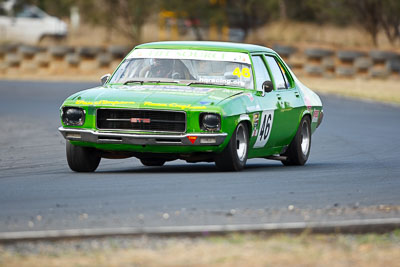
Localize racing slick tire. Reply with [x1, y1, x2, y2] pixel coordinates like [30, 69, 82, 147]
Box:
[281, 116, 311, 166]
[140, 159, 166, 166]
[215, 122, 249, 171]
[66, 141, 101, 172]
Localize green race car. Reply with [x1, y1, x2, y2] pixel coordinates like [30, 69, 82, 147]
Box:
[59, 41, 323, 172]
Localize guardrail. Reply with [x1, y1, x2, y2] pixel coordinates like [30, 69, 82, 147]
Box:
[0, 44, 399, 79]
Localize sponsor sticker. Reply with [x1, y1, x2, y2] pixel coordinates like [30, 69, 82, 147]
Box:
[252, 128, 258, 137]
[143, 101, 207, 110]
[312, 110, 319, 123]
[253, 113, 260, 127]
[253, 110, 274, 148]
[75, 100, 135, 105]
[129, 49, 251, 64]
[199, 77, 245, 87]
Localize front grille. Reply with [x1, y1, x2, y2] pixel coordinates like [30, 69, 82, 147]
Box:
[97, 109, 186, 132]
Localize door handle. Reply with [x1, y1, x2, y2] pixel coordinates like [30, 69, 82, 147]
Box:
[295, 92, 300, 98]
[277, 94, 282, 100]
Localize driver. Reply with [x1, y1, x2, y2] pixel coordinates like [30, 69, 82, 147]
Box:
[147, 59, 173, 78]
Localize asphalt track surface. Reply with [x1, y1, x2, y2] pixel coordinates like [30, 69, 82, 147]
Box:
[0, 80, 399, 233]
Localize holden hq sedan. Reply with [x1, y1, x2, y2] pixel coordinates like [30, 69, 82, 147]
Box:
[59, 41, 323, 172]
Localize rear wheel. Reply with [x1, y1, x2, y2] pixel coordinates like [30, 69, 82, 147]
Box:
[281, 116, 311, 166]
[140, 159, 166, 166]
[66, 141, 101, 172]
[215, 122, 249, 171]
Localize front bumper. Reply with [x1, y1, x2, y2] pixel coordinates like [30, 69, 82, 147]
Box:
[58, 127, 227, 146]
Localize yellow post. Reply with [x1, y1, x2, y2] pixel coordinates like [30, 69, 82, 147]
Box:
[171, 17, 179, 40]
[209, 23, 218, 40]
[222, 25, 229, 41]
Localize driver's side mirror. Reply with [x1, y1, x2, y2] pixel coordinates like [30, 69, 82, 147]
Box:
[101, 73, 111, 85]
[262, 80, 274, 93]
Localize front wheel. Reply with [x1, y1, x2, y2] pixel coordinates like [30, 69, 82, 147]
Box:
[281, 116, 311, 166]
[215, 122, 249, 171]
[66, 141, 101, 172]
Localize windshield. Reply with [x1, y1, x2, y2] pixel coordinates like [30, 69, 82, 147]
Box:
[109, 49, 254, 89]
[16, 5, 47, 18]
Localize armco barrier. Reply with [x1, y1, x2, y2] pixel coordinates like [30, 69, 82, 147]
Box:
[0, 44, 399, 79]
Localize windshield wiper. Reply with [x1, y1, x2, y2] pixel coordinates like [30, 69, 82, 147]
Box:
[186, 81, 241, 88]
[150, 80, 179, 84]
[123, 80, 144, 85]
[124, 80, 180, 85]
[186, 81, 214, 86]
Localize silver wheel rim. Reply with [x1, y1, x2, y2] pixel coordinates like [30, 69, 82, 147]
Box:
[236, 124, 247, 161]
[300, 120, 310, 156]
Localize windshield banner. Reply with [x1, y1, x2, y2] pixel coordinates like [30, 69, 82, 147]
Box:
[128, 49, 251, 64]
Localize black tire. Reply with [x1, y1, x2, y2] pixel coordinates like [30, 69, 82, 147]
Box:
[369, 50, 399, 63]
[140, 159, 166, 166]
[335, 66, 356, 77]
[66, 141, 101, 172]
[304, 65, 324, 76]
[49, 46, 74, 58]
[77, 47, 102, 59]
[215, 122, 249, 171]
[108, 45, 130, 59]
[5, 54, 21, 67]
[354, 57, 373, 71]
[272, 45, 297, 57]
[18, 45, 42, 57]
[337, 50, 365, 62]
[386, 59, 400, 72]
[305, 48, 334, 60]
[65, 53, 81, 66]
[97, 53, 112, 67]
[281, 116, 311, 166]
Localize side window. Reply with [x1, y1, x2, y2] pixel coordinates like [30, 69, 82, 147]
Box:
[251, 55, 271, 90]
[265, 56, 289, 89]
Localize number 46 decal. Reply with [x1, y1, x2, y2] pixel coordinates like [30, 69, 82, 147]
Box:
[253, 110, 274, 148]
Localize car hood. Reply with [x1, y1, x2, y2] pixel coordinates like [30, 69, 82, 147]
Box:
[67, 84, 245, 110]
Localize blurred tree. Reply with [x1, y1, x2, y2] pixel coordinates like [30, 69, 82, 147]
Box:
[380, 0, 400, 45]
[76, 0, 158, 44]
[297, 0, 390, 46]
[346, 0, 382, 46]
[225, 0, 279, 40]
[278, 0, 320, 22]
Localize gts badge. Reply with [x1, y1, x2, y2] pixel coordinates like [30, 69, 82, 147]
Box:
[130, 118, 151, 123]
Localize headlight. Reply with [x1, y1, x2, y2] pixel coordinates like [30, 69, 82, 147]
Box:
[61, 107, 85, 126]
[200, 113, 221, 131]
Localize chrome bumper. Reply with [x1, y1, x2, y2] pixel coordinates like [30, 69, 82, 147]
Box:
[58, 127, 227, 146]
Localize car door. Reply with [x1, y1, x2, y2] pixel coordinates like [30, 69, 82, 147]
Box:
[250, 55, 281, 152]
[263, 54, 304, 147]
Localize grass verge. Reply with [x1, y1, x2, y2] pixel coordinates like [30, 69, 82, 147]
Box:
[1, 231, 400, 267]
[302, 77, 400, 106]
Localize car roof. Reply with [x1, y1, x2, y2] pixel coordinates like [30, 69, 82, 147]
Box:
[135, 41, 275, 54]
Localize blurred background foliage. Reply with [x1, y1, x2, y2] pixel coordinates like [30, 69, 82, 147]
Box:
[1, 0, 400, 46]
